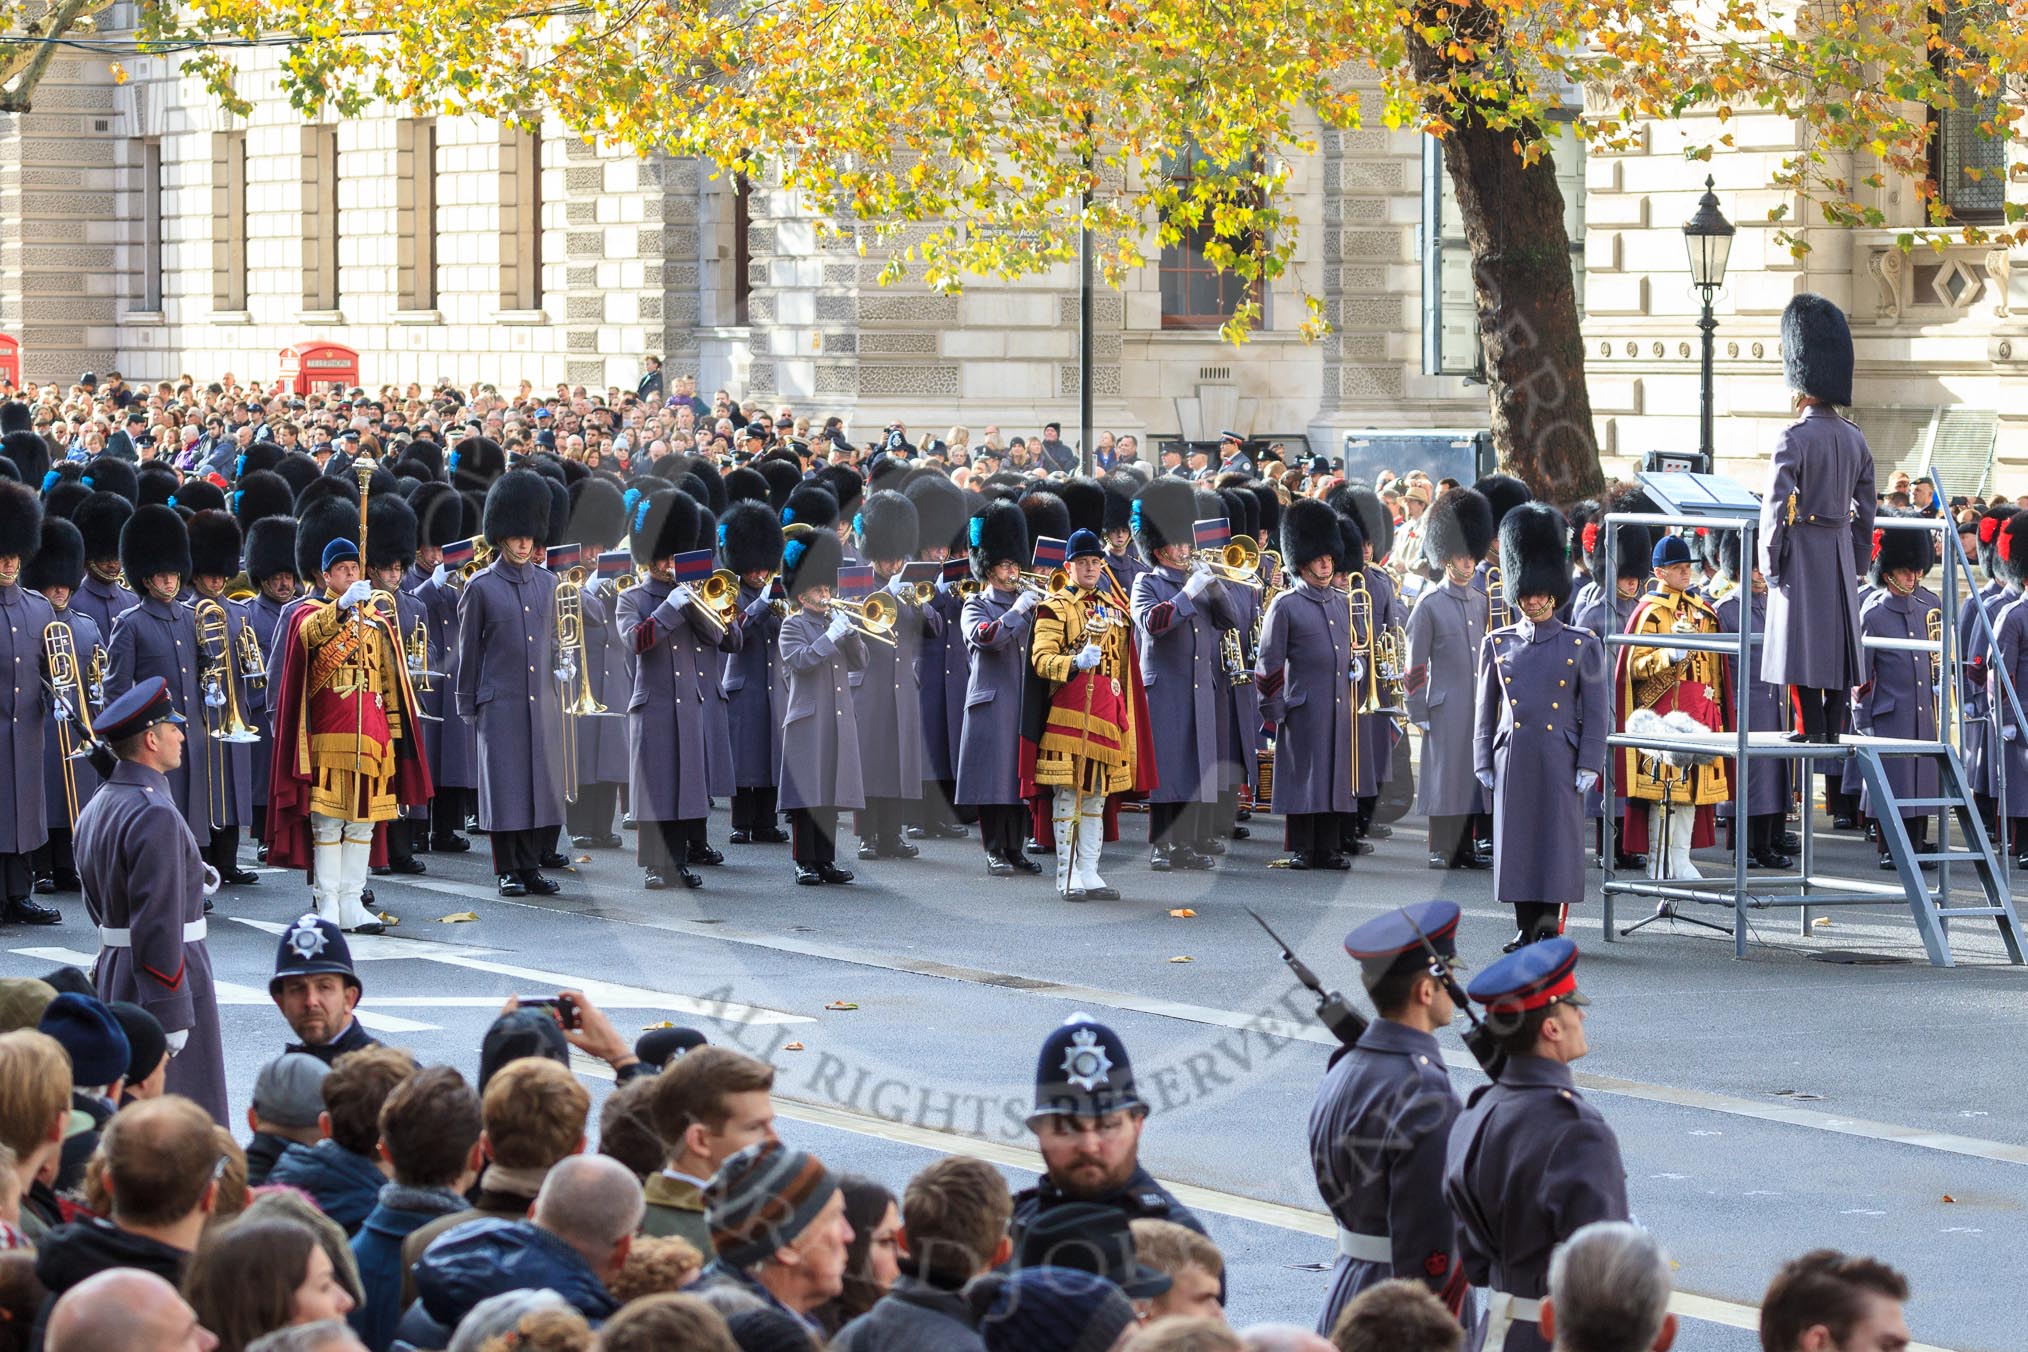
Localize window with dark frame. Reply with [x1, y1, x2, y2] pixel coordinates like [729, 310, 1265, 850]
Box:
[141, 138, 163, 312]
[733, 171, 753, 326]
[1929, 6, 2006, 222]
[1159, 151, 1265, 330]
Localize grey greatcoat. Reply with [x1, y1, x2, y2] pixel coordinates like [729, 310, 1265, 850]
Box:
[1715, 585, 1792, 818]
[955, 588, 1034, 807]
[574, 581, 634, 789]
[1569, 586, 1639, 820]
[1405, 578, 1488, 818]
[1759, 404, 1876, 689]
[1254, 581, 1355, 815]
[1965, 583, 2015, 798]
[409, 571, 476, 790]
[722, 583, 784, 788]
[915, 583, 967, 785]
[106, 595, 214, 848]
[246, 592, 294, 810]
[79, 761, 227, 1124]
[851, 589, 936, 800]
[1473, 617, 1607, 907]
[41, 605, 103, 831]
[71, 574, 137, 646]
[0, 582, 55, 858]
[453, 558, 565, 833]
[1990, 593, 2028, 813]
[1309, 1020, 1467, 1335]
[1855, 585, 1941, 818]
[1132, 566, 1238, 805]
[1358, 565, 1405, 797]
[778, 607, 868, 811]
[615, 576, 723, 823]
[1444, 1057, 1630, 1352]
[1215, 581, 1261, 796]
[185, 595, 260, 831]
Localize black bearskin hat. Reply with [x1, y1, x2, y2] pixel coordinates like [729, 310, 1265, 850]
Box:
[294, 474, 359, 517]
[75, 492, 132, 563]
[1714, 526, 1748, 582]
[1472, 474, 1533, 532]
[1978, 505, 2018, 581]
[1566, 499, 1599, 569]
[782, 482, 839, 532]
[483, 470, 555, 547]
[172, 477, 226, 516]
[1422, 487, 1496, 569]
[782, 525, 842, 597]
[719, 500, 784, 576]
[1018, 490, 1071, 553]
[556, 457, 589, 488]
[1335, 510, 1368, 574]
[1100, 473, 1138, 534]
[366, 493, 418, 571]
[903, 471, 968, 555]
[236, 440, 284, 480]
[569, 477, 627, 553]
[401, 440, 445, 481]
[0, 401, 27, 435]
[0, 482, 42, 566]
[2002, 512, 2028, 586]
[1131, 478, 1195, 554]
[629, 488, 698, 566]
[1499, 502, 1572, 609]
[1219, 487, 1259, 547]
[541, 478, 572, 551]
[272, 453, 320, 501]
[857, 490, 919, 562]
[23, 517, 83, 594]
[1869, 513, 1934, 585]
[684, 457, 729, 516]
[44, 479, 90, 523]
[246, 516, 298, 584]
[816, 465, 863, 522]
[969, 499, 1029, 580]
[233, 469, 294, 534]
[410, 481, 463, 550]
[1585, 487, 1656, 585]
[756, 458, 802, 513]
[296, 497, 359, 584]
[1280, 498, 1341, 571]
[120, 503, 190, 583]
[186, 510, 243, 579]
[1248, 484, 1282, 546]
[1341, 484, 1394, 563]
[2, 429, 47, 489]
[136, 462, 178, 508]
[724, 466, 770, 506]
[1056, 476, 1106, 537]
[1781, 292, 1854, 407]
[83, 455, 138, 506]
[450, 435, 507, 493]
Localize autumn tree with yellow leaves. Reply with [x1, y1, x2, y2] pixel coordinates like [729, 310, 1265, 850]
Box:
[123, 0, 2028, 497]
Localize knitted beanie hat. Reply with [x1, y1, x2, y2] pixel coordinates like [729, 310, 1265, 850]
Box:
[703, 1140, 841, 1268]
[970, 1266, 1140, 1352]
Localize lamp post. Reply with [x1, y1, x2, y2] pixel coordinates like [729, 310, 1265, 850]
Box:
[1682, 175, 1735, 467]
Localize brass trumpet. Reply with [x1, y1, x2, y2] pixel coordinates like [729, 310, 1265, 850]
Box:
[406, 614, 435, 693]
[1017, 567, 1070, 597]
[1196, 535, 1265, 589]
[696, 569, 740, 622]
[828, 593, 898, 646]
[195, 598, 261, 834]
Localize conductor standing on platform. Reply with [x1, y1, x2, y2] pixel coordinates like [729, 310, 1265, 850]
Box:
[1759, 292, 1876, 744]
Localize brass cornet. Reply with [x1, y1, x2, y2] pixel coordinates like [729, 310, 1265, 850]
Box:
[696, 569, 740, 623]
[1196, 535, 1265, 589]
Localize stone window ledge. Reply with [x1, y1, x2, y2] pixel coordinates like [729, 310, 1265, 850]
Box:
[211, 310, 252, 326]
[297, 310, 347, 326]
[392, 309, 444, 326]
[123, 310, 166, 327]
[1131, 327, 1305, 346]
[495, 308, 550, 326]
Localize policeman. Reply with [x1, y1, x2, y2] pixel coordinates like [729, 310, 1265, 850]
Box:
[78, 677, 228, 1122]
[1012, 1014, 1209, 1249]
[1309, 901, 1471, 1334]
[1444, 939, 1628, 1352]
[267, 911, 382, 1064]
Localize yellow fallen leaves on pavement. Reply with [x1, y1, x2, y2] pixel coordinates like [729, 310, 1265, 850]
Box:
[437, 910, 480, 924]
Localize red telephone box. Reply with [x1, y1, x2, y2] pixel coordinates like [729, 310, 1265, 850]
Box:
[278, 341, 361, 395]
[0, 334, 20, 389]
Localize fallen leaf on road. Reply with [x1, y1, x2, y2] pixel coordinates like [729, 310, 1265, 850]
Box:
[1168, 908, 1196, 918]
[575, 855, 591, 865]
[1169, 955, 1194, 964]
[375, 912, 399, 926]
[1942, 1194, 1956, 1203]
[783, 1041, 806, 1051]
[640, 1020, 675, 1031]
[437, 911, 480, 924]
[1812, 916, 1833, 928]
[825, 1001, 859, 1011]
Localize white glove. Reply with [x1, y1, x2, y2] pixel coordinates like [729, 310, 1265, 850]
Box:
[339, 580, 373, 610]
[744, 592, 774, 619]
[431, 562, 448, 588]
[886, 572, 910, 597]
[826, 612, 852, 642]
[1074, 643, 1103, 671]
[201, 863, 222, 897]
[1667, 646, 1690, 663]
[1182, 567, 1212, 600]
[934, 574, 953, 595]
[1476, 770, 1495, 790]
[2007, 726, 2019, 743]
[1576, 770, 1599, 794]
[1011, 589, 1040, 616]
[1414, 720, 1431, 732]
[165, 1029, 189, 1057]
[670, 583, 697, 609]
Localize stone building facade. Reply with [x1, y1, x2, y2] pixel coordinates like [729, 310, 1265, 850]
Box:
[0, 33, 2023, 489]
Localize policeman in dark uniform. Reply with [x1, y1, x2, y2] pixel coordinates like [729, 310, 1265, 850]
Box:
[1011, 1015, 1209, 1250]
[1444, 939, 1628, 1352]
[267, 912, 382, 1065]
[1309, 901, 1471, 1335]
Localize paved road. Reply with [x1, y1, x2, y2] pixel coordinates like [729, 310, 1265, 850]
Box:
[5, 794, 2017, 1349]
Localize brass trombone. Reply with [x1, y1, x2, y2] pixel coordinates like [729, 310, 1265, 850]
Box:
[1196, 535, 1265, 589]
[42, 621, 94, 827]
[828, 592, 898, 646]
[1485, 564, 1513, 630]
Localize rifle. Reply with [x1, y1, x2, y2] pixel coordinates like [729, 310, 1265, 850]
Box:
[1246, 908, 1367, 1052]
[1402, 911, 1506, 1082]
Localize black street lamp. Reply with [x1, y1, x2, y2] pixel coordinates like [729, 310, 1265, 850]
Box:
[1682, 175, 1735, 467]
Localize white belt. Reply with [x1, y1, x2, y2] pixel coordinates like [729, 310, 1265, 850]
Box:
[1482, 1290, 1543, 1352]
[1335, 1228, 1391, 1263]
[100, 919, 207, 948]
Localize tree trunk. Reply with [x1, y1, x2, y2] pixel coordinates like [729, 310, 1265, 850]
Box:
[0, 0, 121, 113]
[1408, 25, 1604, 505]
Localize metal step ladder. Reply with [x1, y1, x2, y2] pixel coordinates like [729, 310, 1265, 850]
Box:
[1852, 742, 2026, 967]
